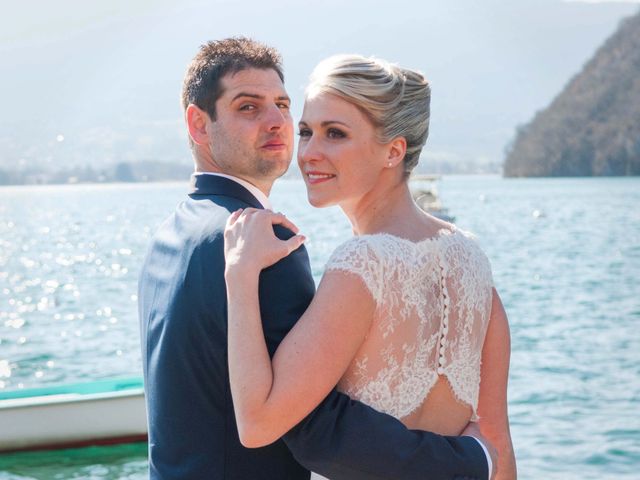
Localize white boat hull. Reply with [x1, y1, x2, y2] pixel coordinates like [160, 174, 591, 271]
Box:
[0, 380, 146, 452]
[410, 174, 456, 223]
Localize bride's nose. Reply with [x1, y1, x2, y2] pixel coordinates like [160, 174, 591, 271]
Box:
[298, 134, 324, 164]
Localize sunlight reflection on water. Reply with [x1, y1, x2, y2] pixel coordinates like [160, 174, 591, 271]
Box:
[0, 177, 639, 479]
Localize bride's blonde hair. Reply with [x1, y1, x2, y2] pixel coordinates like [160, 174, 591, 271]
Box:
[306, 54, 431, 176]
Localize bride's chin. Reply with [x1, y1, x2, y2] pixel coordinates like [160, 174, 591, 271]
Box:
[306, 194, 334, 209]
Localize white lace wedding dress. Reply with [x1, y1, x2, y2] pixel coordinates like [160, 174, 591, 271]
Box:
[310, 227, 494, 480]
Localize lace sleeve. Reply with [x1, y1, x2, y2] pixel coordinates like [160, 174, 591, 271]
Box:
[324, 237, 384, 305]
[454, 229, 495, 288]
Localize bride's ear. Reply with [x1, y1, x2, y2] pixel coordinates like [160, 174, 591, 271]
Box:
[385, 137, 407, 169]
[186, 104, 211, 146]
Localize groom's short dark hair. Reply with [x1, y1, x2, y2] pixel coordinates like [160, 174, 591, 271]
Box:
[181, 37, 284, 121]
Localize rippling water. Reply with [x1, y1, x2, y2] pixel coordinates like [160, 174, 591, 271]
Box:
[0, 176, 639, 479]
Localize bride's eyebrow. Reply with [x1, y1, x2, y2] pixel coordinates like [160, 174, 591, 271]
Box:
[321, 120, 349, 128]
[297, 120, 350, 128]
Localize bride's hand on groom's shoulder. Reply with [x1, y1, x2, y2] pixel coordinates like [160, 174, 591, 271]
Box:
[224, 208, 306, 277]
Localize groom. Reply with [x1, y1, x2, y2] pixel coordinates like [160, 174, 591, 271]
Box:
[139, 37, 495, 480]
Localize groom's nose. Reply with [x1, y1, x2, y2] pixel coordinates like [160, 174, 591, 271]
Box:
[264, 103, 289, 131]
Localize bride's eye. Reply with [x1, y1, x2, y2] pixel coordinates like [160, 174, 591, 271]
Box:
[298, 128, 312, 138]
[327, 128, 346, 139]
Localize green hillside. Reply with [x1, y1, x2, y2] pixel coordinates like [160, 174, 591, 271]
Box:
[504, 10, 640, 177]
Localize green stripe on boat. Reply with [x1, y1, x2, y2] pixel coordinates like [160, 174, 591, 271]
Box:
[0, 377, 143, 401]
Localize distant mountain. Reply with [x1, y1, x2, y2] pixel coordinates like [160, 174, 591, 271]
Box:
[504, 9, 640, 177]
[3, 0, 638, 177]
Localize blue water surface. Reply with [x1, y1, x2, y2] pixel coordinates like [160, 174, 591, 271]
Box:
[0, 176, 638, 479]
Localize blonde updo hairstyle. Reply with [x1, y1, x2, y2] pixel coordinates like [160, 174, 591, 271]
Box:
[306, 54, 431, 176]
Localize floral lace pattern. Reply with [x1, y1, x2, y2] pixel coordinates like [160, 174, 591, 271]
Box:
[325, 228, 493, 421]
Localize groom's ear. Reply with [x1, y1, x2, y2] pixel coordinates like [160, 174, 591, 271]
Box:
[186, 104, 211, 146]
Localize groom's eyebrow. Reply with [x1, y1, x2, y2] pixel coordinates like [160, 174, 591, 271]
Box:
[232, 92, 263, 102]
[230, 92, 290, 103]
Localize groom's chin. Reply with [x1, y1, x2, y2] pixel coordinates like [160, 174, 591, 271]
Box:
[258, 157, 291, 179]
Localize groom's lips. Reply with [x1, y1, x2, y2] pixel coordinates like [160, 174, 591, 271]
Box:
[261, 139, 287, 151]
[305, 171, 336, 185]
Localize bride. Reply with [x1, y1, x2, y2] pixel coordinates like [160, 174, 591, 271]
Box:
[223, 54, 516, 479]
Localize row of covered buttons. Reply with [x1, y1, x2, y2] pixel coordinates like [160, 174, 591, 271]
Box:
[437, 262, 450, 375]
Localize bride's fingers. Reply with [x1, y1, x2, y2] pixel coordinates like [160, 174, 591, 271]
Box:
[226, 208, 244, 228]
[283, 234, 306, 255]
[270, 211, 300, 234]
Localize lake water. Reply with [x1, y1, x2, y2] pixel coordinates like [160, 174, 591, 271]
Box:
[0, 176, 639, 479]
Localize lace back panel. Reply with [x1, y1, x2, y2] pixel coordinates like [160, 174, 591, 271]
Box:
[325, 229, 493, 420]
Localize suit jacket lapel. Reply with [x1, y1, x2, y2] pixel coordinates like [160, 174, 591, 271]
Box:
[189, 174, 264, 209]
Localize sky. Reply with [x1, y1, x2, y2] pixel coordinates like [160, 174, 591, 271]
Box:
[1, 0, 639, 170]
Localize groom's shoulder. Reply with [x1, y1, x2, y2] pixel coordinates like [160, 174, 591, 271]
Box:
[178, 194, 248, 234]
[149, 195, 249, 256]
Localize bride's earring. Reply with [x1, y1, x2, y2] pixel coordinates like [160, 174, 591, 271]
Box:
[387, 162, 393, 167]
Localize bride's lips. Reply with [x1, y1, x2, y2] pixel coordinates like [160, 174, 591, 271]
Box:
[305, 171, 336, 185]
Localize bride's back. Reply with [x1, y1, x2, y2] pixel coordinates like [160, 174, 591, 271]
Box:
[327, 227, 494, 435]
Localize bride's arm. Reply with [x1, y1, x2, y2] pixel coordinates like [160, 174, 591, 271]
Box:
[477, 289, 517, 479]
[224, 209, 375, 448]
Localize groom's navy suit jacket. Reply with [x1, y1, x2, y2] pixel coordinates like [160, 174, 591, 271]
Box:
[139, 174, 488, 480]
